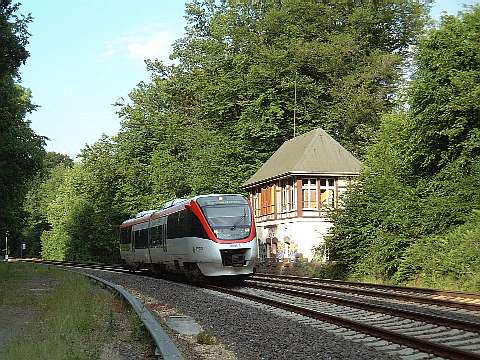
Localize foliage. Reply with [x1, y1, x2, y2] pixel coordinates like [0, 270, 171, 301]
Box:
[0, 263, 146, 359]
[22, 153, 74, 256]
[395, 210, 480, 290]
[196, 331, 218, 345]
[40, 141, 126, 262]
[0, 0, 45, 254]
[113, 0, 428, 211]
[327, 6, 480, 289]
[23, 1, 431, 263]
[408, 7, 480, 177]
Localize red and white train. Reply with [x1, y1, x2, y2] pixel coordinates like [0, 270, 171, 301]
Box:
[119, 194, 258, 279]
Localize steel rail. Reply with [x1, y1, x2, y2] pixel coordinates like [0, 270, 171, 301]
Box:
[253, 274, 480, 311]
[245, 280, 480, 333]
[205, 284, 480, 360]
[31, 258, 129, 271]
[255, 273, 480, 300]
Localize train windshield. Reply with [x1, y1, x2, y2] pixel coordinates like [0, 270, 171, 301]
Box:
[197, 195, 252, 240]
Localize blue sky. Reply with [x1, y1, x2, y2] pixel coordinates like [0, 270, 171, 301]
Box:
[19, 0, 479, 159]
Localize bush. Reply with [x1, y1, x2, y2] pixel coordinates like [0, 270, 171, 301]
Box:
[395, 211, 480, 291]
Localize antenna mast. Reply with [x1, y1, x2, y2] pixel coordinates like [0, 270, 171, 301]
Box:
[293, 71, 297, 138]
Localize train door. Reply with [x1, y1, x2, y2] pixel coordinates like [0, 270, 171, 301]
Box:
[162, 222, 167, 252]
[146, 219, 152, 264]
[149, 216, 167, 263]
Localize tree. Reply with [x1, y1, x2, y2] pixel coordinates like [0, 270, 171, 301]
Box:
[0, 0, 45, 254]
[40, 140, 127, 262]
[327, 6, 480, 286]
[113, 0, 429, 213]
[408, 6, 480, 177]
[22, 152, 74, 256]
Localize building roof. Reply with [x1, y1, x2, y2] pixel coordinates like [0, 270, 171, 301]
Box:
[243, 128, 362, 188]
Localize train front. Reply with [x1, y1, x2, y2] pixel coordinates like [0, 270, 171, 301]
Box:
[192, 194, 258, 277]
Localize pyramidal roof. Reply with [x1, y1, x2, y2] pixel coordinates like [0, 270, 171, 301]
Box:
[243, 128, 361, 188]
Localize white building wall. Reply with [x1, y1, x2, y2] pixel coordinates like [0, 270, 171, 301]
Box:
[256, 217, 333, 261]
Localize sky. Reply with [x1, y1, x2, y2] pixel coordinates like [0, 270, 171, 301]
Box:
[18, 0, 480, 159]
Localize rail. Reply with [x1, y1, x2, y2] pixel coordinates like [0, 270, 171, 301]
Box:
[205, 283, 480, 360]
[253, 273, 480, 311]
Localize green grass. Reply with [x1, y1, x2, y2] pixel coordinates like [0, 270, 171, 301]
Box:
[0, 262, 146, 360]
[196, 331, 218, 345]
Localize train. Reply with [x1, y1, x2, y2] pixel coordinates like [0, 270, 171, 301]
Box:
[119, 194, 258, 279]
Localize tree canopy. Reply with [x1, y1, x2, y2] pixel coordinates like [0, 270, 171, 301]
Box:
[0, 0, 44, 253]
[113, 0, 429, 212]
[327, 6, 480, 289]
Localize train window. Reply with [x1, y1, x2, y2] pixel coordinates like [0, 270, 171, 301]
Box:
[167, 209, 208, 239]
[120, 227, 131, 244]
[150, 225, 162, 247]
[167, 213, 179, 239]
[179, 210, 193, 237]
[191, 215, 208, 239]
[134, 228, 148, 249]
[198, 197, 252, 240]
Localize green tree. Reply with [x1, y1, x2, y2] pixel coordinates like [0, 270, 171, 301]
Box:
[113, 0, 428, 215]
[327, 6, 480, 287]
[0, 0, 45, 255]
[22, 152, 74, 256]
[408, 6, 480, 177]
[41, 140, 126, 262]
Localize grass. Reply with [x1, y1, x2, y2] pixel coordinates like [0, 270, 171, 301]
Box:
[196, 331, 218, 345]
[0, 262, 150, 360]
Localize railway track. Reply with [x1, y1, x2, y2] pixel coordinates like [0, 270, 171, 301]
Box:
[13, 259, 480, 359]
[253, 273, 480, 311]
[204, 275, 480, 360]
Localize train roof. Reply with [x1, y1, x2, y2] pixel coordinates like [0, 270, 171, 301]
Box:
[120, 194, 246, 228]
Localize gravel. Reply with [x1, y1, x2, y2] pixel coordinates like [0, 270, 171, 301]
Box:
[74, 269, 400, 360]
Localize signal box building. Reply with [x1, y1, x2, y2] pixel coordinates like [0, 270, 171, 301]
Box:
[243, 128, 361, 261]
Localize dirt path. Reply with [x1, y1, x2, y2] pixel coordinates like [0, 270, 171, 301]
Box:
[0, 306, 39, 349]
[0, 275, 54, 351]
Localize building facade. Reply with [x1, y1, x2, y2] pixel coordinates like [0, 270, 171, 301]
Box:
[243, 128, 361, 261]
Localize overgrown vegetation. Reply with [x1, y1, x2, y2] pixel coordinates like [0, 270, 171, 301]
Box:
[0, 262, 153, 360]
[327, 7, 480, 290]
[196, 331, 219, 345]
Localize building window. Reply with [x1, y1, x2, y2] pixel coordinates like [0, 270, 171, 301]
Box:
[292, 180, 297, 211]
[279, 179, 295, 212]
[276, 182, 282, 213]
[302, 178, 317, 209]
[280, 180, 287, 212]
[320, 178, 335, 208]
[253, 192, 260, 217]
